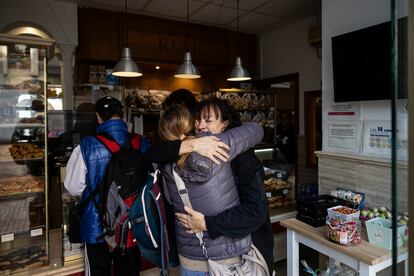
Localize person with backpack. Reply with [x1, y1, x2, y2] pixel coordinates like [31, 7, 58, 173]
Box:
[64, 96, 150, 276]
[158, 104, 268, 275]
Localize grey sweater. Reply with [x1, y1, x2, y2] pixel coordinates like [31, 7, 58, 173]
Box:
[163, 122, 264, 261]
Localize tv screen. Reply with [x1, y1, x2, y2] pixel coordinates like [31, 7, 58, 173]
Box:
[332, 17, 407, 102]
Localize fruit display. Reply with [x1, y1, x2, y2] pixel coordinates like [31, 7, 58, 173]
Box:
[360, 207, 390, 221]
[360, 206, 409, 239]
[327, 205, 360, 222]
[326, 217, 361, 245]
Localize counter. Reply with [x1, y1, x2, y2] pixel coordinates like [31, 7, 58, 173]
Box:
[281, 218, 408, 276]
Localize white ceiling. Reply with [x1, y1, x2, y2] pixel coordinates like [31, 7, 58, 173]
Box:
[57, 0, 321, 34]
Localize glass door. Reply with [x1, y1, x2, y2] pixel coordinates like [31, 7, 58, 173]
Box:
[390, 0, 410, 274]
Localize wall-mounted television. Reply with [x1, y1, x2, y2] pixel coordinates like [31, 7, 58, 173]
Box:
[332, 17, 407, 102]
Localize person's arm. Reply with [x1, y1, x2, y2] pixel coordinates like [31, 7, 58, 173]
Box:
[146, 136, 230, 164]
[64, 145, 87, 196]
[217, 122, 264, 161]
[177, 149, 268, 238]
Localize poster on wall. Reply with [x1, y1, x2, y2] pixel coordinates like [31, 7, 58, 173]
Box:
[363, 120, 408, 160]
[323, 121, 362, 153]
[327, 101, 361, 121]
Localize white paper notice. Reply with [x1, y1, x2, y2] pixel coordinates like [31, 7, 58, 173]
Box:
[327, 123, 358, 150]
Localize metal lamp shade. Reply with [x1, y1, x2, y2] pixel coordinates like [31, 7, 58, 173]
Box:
[112, 47, 143, 77]
[174, 52, 201, 79]
[227, 57, 251, 81]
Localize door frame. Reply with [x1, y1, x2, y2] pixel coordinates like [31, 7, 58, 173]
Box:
[304, 90, 322, 168]
[253, 72, 299, 198]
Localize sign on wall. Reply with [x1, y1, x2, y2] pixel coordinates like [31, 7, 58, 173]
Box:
[362, 120, 408, 160]
[323, 121, 362, 153]
[327, 100, 361, 121]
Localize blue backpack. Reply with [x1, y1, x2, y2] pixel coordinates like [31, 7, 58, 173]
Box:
[129, 170, 178, 275]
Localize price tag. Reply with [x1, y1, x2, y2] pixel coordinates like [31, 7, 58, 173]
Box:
[31, 228, 43, 237]
[1, 233, 14, 243]
[339, 230, 348, 244]
[265, 192, 272, 198]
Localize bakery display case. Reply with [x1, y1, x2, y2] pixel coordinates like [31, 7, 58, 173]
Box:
[0, 33, 54, 273]
[201, 89, 295, 211]
[125, 89, 170, 145]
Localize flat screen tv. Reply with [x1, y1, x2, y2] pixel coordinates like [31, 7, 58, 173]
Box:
[332, 17, 407, 102]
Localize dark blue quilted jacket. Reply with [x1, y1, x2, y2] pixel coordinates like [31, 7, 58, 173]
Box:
[79, 119, 149, 243]
[163, 122, 264, 260]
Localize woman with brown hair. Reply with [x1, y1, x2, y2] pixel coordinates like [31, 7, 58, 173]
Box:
[159, 103, 264, 275]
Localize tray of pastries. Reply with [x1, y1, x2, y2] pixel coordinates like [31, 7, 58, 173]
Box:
[0, 245, 47, 273]
[0, 175, 44, 197]
[267, 195, 296, 209]
[264, 177, 291, 192]
[9, 143, 44, 161]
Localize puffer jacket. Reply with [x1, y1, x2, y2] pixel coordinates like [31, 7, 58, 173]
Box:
[79, 119, 129, 244]
[163, 122, 264, 260]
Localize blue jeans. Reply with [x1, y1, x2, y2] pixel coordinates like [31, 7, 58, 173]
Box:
[180, 266, 209, 276]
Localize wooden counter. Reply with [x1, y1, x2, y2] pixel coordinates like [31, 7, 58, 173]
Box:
[280, 218, 408, 276]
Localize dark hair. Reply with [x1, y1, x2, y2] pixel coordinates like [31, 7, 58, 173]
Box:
[95, 96, 124, 121]
[195, 97, 241, 130]
[162, 89, 197, 112]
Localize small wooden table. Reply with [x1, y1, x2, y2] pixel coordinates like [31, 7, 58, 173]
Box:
[280, 218, 408, 276]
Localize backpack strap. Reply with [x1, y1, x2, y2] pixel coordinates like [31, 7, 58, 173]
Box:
[96, 132, 141, 153]
[130, 133, 141, 150]
[95, 134, 121, 153]
[172, 165, 208, 258]
[77, 183, 101, 212]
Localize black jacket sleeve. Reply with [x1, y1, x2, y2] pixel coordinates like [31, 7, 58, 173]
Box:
[145, 140, 182, 163]
[204, 148, 268, 239]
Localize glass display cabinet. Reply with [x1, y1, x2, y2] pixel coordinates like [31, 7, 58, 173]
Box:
[0, 33, 54, 273]
[201, 89, 296, 214]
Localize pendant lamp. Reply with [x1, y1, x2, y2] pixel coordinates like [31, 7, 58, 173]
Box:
[175, 0, 201, 79]
[227, 0, 251, 81]
[112, 0, 142, 77]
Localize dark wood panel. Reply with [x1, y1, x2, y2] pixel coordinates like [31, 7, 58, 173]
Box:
[77, 8, 257, 78]
[126, 15, 228, 67]
[77, 8, 121, 61]
[124, 62, 228, 92]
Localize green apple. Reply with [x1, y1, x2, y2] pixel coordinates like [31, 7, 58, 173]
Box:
[379, 207, 388, 213]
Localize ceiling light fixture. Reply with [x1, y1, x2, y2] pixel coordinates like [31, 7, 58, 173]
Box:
[174, 0, 201, 79]
[112, 0, 142, 77]
[227, 0, 251, 81]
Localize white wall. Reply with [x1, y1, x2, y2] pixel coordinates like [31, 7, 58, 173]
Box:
[260, 15, 322, 135]
[0, 0, 78, 46]
[322, 0, 408, 158]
